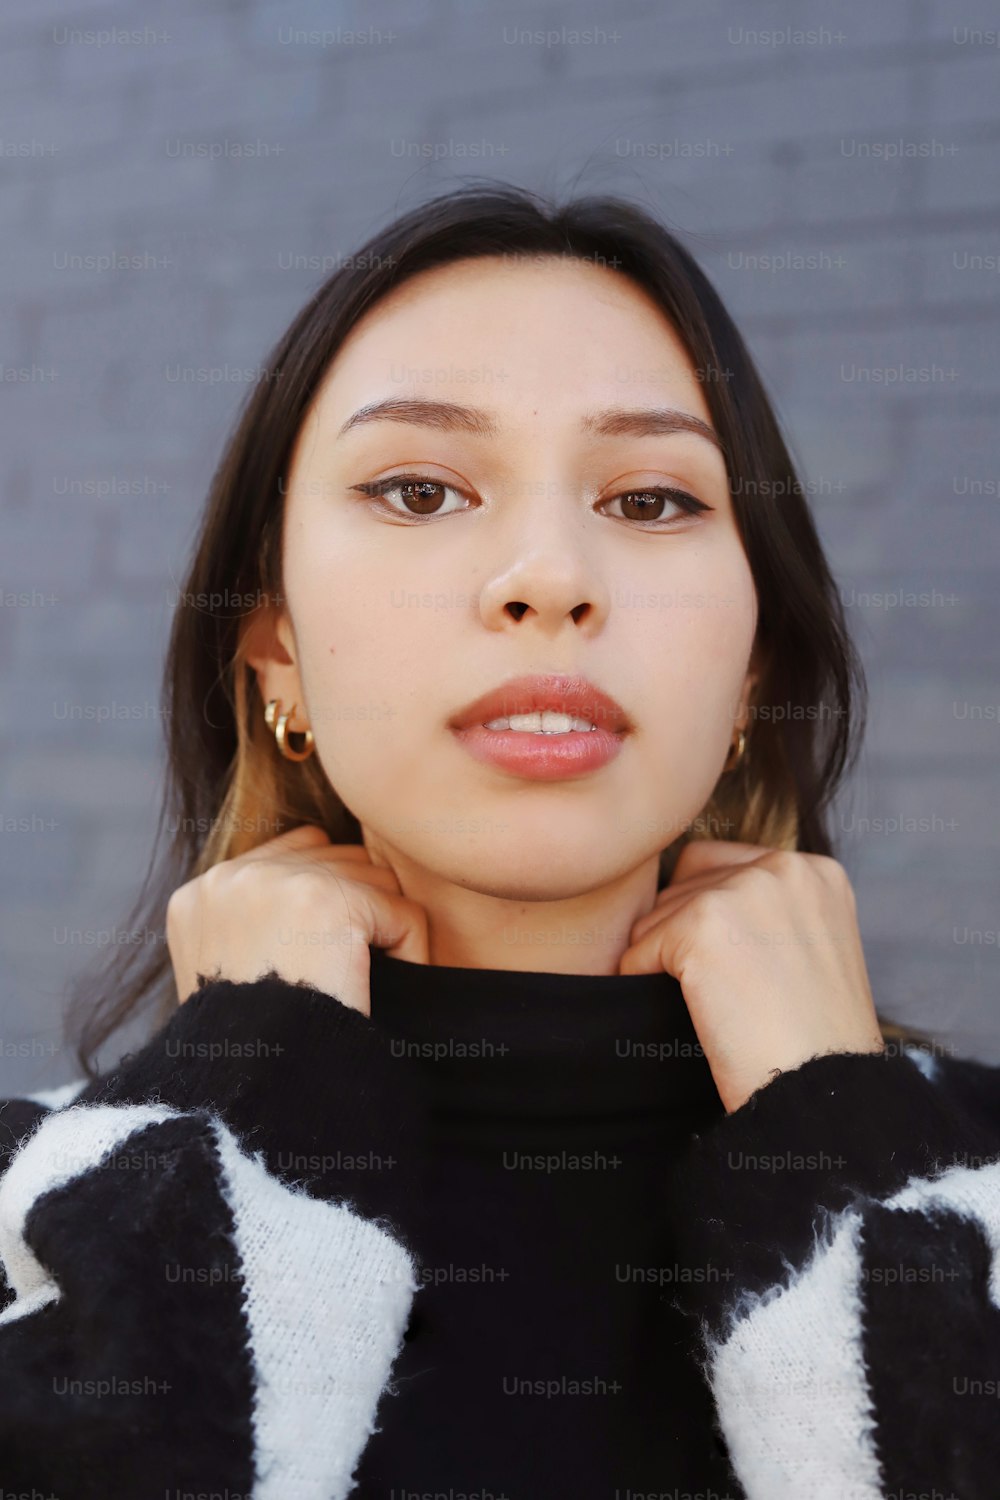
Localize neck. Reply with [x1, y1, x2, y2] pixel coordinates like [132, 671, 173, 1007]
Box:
[363, 838, 662, 976]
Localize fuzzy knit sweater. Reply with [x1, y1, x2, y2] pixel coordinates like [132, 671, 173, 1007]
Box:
[1, 949, 1000, 1499]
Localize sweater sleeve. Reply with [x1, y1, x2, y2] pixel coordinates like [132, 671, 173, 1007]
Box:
[667, 1042, 1000, 1500]
[0, 969, 429, 1500]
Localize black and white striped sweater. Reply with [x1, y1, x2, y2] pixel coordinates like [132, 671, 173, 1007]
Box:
[2, 956, 1000, 1498]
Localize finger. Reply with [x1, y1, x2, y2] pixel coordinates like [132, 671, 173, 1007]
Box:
[269, 822, 330, 843]
[357, 885, 429, 966]
[629, 869, 741, 945]
[617, 876, 719, 972]
[619, 889, 706, 977]
[240, 823, 331, 861]
[313, 856, 402, 892]
[669, 838, 777, 886]
[292, 841, 403, 887]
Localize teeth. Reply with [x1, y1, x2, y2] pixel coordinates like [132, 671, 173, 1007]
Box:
[483, 711, 598, 734]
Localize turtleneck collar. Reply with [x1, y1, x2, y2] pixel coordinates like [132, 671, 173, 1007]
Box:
[368, 947, 724, 1123]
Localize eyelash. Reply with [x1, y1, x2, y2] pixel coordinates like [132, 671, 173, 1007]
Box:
[350, 474, 713, 529]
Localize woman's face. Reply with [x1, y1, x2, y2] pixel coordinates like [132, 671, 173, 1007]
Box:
[262, 254, 758, 903]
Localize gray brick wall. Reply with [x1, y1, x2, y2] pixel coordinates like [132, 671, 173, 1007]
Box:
[2, 0, 998, 1091]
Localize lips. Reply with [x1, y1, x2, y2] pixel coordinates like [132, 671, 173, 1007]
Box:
[448, 675, 632, 735]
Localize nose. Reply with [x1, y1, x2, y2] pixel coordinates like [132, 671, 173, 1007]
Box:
[476, 486, 610, 636]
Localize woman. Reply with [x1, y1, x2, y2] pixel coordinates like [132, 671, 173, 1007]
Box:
[2, 183, 999, 1499]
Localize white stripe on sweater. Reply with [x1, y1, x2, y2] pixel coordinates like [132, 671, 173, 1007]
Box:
[705, 1208, 881, 1500]
[0, 1098, 420, 1500]
[210, 1123, 419, 1500]
[705, 1148, 1000, 1498]
[901, 1044, 940, 1083]
[0, 1282, 61, 1328]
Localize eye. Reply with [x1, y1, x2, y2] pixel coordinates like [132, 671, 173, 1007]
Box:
[350, 474, 468, 519]
[349, 474, 714, 528]
[600, 485, 713, 529]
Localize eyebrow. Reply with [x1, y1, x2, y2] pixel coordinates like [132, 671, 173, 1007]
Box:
[336, 397, 724, 453]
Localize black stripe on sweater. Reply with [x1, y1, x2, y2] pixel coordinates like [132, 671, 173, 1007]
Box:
[0, 1113, 257, 1500]
[859, 1198, 1000, 1500]
[69, 973, 430, 1262]
[667, 1048, 1000, 1344]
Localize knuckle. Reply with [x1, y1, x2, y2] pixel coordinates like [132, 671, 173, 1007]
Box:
[284, 864, 331, 907]
[198, 860, 228, 895]
[811, 852, 851, 887]
[166, 880, 194, 923]
[758, 848, 799, 879]
[225, 858, 259, 888]
[688, 888, 729, 932]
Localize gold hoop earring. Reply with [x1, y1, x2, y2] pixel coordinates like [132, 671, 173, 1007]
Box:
[264, 697, 315, 762]
[722, 726, 747, 773]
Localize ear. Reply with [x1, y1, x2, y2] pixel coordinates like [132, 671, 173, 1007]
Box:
[242, 605, 309, 731]
[738, 640, 766, 731]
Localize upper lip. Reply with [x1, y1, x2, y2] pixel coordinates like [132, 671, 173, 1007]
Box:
[449, 674, 632, 734]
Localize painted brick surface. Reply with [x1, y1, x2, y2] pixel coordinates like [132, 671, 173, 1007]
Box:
[2, 0, 998, 1089]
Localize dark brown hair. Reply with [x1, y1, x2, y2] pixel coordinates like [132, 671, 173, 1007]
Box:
[66, 180, 929, 1079]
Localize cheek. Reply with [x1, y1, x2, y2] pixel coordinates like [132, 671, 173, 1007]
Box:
[630, 549, 756, 709]
[619, 569, 755, 838]
[289, 561, 442, 790]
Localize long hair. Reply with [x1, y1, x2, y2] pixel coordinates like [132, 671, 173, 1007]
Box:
[65, 180, 928, 1078]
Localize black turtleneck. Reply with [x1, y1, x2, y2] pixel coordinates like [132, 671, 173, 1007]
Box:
[355, 947, 738, 1498]
[2, 945, 997, 1499]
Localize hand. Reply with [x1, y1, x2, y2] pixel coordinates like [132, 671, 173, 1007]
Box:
[618, 840, 885, 1114]
[166, 824, 429, 1017]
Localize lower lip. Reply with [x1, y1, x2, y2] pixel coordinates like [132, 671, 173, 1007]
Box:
[450, 724, 626, 780]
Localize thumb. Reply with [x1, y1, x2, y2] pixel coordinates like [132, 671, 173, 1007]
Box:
[362, 884, 430, 967]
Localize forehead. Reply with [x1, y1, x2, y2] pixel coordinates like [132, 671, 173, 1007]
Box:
[312, 254, 712, 429]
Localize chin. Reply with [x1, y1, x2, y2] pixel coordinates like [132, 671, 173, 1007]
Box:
[446, 860, 610, 905]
